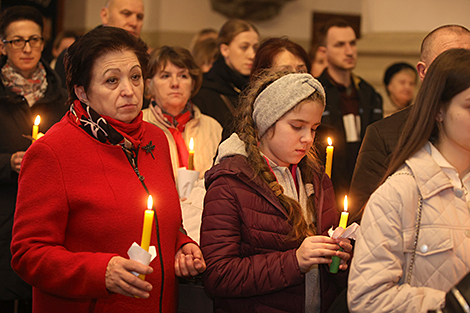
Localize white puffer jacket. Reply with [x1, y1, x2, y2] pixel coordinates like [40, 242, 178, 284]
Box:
[348, 144, 470, 313]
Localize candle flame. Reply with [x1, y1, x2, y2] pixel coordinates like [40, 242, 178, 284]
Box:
[189, 137, 194, 152]
[344, 195, 348, 212]
[34, 115, 41, 126]
[147, 195, 153, 210]
[327, 137, 332, 146]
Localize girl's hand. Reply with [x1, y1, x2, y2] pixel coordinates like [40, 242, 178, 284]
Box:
[335, 238, 352, 271]
[296, 235, 340, 273]
[174, 243, 206, 277]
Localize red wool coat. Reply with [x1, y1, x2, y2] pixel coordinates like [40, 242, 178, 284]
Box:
[11, 112, 193, 312]
[201, 155, 348, 313]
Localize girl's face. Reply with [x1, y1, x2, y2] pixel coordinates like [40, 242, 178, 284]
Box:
[259, 99, 323, 167]
[220, 30, 259, 76]
[436, 85, 470, 175]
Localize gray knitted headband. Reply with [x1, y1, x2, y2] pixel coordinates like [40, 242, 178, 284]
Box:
[252, 73, 326, 138]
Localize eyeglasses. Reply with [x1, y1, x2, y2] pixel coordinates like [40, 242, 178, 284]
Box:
[2, 36, 43, 49]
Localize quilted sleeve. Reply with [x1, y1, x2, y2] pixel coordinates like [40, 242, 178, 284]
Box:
[200, 175, 304, 298]
[347, 179, 445, 313]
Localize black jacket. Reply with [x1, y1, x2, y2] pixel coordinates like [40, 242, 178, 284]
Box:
[192, 56, 249, 140]
[0, 55, 68, 300]
[317, 69, 383, 208]
[348, 106, 411, 223]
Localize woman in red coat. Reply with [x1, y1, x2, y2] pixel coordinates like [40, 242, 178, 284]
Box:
[201, 71, 352, 313]
[10, 27, 205, 313]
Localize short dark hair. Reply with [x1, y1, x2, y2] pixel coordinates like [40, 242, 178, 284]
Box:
[64, 26, 148, 106]
[383, 62, 417, 86]
[318, 18, 355, 47]
[251, 37, 311, 79]
[147, 46, 203, 98]
[0, 6, 44, 39]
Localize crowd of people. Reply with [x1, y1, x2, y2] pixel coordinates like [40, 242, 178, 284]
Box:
[1, 0, 470, 313]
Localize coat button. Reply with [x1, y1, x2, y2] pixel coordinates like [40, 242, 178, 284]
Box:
[466, 230, 470, 238]
[420, 244, 429, 253]
[455, 188, 464, 198]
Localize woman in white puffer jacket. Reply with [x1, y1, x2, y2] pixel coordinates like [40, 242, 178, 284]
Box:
[348, 48, 470, 313]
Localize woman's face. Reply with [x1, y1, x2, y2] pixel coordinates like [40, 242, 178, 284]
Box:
[75, 50, 143, 123]
[436, 86, 470, 174]
[1, 20, 44, 79]
[259, 99, 323, 167]
[387, 69, 416, 109]
[220, 30, 259, 76]
[272, 50, 307, 73]
[148, 61, 193, 116]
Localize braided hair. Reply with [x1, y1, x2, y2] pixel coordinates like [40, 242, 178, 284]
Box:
[236, 70, 325, 241]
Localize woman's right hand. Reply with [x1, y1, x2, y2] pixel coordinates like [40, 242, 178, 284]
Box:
[296, 235, 341, 273]
[10, 151, 25, 173]
[105, 256, 154, 298]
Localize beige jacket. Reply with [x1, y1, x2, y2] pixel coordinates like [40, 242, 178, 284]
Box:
[348, 145, 470, 313]
[142, 105, 222, 180]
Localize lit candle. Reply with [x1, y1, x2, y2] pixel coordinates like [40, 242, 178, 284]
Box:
[325, 137, 334, 177]
[188, 137, 195, 170]
[339, 195, 349, 229]
[139, 195, 154, 281]
[32, 115, 41, 142]
[330, 195, 349, 273]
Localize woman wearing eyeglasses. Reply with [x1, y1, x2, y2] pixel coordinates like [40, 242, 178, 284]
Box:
[0, 6, 67, 312]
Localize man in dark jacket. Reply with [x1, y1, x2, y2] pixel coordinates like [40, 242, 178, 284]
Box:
[317, 18, 383, 209]
[348, 24, 470, 223]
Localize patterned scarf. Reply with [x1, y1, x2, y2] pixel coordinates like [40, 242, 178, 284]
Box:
[149, 100, 194, 168]
[70, 100, 144, 150]
[1, 59, 48, 106]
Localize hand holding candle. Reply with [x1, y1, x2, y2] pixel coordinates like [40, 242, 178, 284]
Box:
[188, 137, 195, 170]
[330, 195, 349, 273]
[32, 115, 41, 142]
[325, 137, 334, 177]
[139, 195, 154, 280]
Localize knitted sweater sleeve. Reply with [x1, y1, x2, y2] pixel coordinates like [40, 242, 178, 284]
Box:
[11, 141, 115, 299]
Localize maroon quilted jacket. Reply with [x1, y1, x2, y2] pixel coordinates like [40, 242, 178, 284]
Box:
[200, 155, 348, 313]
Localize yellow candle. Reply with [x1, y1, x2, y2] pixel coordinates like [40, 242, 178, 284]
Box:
[32, 115, 41, 142]
[188, 137, 195, 170]
[325, 137, 334, 177]
[139, 195, 154, 281]
[330, 195, 349, 273]
[339, 195, 349, 229]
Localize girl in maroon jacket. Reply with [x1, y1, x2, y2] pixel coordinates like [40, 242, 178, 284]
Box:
[200, 71, 352, 313]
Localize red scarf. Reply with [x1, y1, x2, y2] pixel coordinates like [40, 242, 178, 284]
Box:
[150, 101, 194, 168]
[71, 100, 144, 149]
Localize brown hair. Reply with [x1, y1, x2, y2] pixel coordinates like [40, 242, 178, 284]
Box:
[384, 48, 470, 181]
[251, 36, 311, 79]
[147, 46, 203, 98]
[65, 26, 148, 107]
[218, 19, 259, 49]
[191, 38, 219, 71]
[236, 70, 325, 241]
[318, 18, 355, 47]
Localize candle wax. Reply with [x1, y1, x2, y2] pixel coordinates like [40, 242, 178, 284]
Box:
[325, 145, 334, 177]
